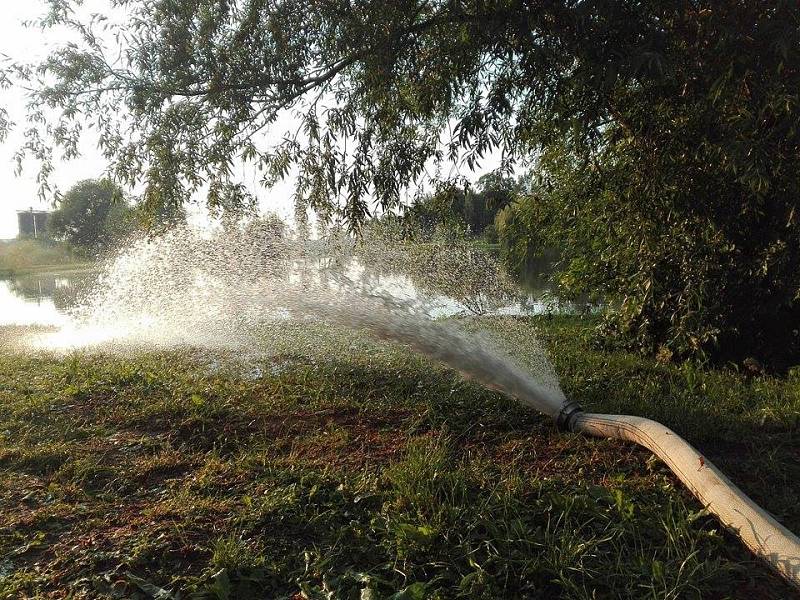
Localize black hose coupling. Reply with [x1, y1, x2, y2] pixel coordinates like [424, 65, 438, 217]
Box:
[554, 400, 583, 432]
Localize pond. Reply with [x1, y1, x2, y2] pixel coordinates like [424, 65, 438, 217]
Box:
[0, 272, 95, 327]
[0, 259, 591, 328]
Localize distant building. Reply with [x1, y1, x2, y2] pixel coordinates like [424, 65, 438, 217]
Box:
[17, 208, 50, 239]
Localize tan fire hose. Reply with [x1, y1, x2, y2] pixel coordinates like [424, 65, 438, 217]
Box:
[555, 401, 800, 590]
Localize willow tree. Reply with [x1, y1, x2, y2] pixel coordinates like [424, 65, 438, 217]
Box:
[6, 0, 800, 365]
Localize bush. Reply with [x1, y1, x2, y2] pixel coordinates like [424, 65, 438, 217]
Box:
[501, 132, 800, 368]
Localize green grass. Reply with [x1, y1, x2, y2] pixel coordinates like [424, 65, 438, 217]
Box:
[0, 239, 91, 276]
[0, 317, 798, 598]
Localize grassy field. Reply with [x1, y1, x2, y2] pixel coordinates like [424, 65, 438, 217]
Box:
[0, 239, 91, 277]
[0, 317, 798, 598]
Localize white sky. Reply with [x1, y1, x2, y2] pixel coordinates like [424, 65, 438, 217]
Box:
[0, 1, 500, 239]
[0, 1, 98, 238]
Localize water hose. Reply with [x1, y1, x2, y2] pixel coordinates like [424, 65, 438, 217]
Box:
[554, 401, 800, 590]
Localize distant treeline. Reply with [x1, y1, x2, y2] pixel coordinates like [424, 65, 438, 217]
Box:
[398, 174, 518, 243]
[387, 174, 554, 281]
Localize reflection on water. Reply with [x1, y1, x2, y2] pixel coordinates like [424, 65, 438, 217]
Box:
[0, 272, 94, 326]
[0, 258, 590, 329]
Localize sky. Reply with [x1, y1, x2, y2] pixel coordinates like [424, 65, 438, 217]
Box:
[0, 1, 125, 238]
[0, 1, 501, 239]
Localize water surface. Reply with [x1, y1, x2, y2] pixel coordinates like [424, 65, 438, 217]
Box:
[0, 259, 589, 328]
[0, 272, 94, 326]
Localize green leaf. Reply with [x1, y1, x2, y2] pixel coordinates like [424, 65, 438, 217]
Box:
[125, 572, 177, 599]
[388, 582, 428, 600]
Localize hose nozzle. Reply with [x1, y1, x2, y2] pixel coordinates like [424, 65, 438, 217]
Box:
[555, 400, 583, 431]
